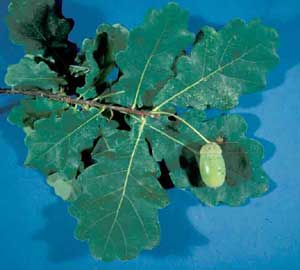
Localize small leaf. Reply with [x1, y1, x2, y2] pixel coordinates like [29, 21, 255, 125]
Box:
[69, 118, 169, 261]
[153, 19, 279, 111]
[8, 97, 68, 131]
[6, 0, 74, 54]
[5, 56, 67, 92]
[76, 38, 99, 99]
[69, 65, 90, 78]
[76, 24, 129, 99]
[113, 3, 194, 108]
[25, 108, 104, 179]
[47, 172, 80, 201]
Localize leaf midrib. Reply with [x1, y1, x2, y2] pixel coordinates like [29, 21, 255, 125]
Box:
[131, 20, 169, 109]
[102, 118, 146, 255]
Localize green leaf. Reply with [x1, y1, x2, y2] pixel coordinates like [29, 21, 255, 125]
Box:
[189, 123, 269, 206]
[25, 108, 103, 179]
[8, 97, 68, 131]
[145, 110, 269, 206]
[69, 118, 169, 261]
[5, 56, 67, 92]
[153, 19, 279, 111]
[113, 3, 194, 108]
[3, 2, 280, 262]
[76, 24, 129, 100]
[75, 38, 99, 100]
[6, 0, 73, 54]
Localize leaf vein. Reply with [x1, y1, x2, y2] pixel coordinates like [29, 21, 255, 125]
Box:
[153, 43, 262, 111]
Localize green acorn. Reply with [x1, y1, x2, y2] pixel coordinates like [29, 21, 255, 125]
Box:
[199, 142, 226, 188]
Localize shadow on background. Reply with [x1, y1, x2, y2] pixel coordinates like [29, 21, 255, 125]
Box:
[32, 189, 209, 262]
[237, 14, 300, 108]
[0, 102, 89, 263]
[33, 199, 89, 262]
[238, 113, 277, 194]
[0, 108, 27, 165]
[188, 13, 286, 198]
[147, 189, 209, 258]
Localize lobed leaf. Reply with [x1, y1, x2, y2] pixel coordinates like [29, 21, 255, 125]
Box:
[5, 56, 67, 92]
[8, 97, 68, 131]
[77, 24, 129, 99]
[6, 0, 74, 54]
[69, 118, 169, 261]
[25, 108, 104, 179]
[113, 3, 194, 108]
[147, 111, 269, 206]
[153, 19, 279, 111]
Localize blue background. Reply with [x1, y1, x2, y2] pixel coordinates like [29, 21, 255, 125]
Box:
[0, 0, 300, 269]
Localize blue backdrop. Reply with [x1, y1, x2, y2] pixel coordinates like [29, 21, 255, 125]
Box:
[0, 0, 300, 269]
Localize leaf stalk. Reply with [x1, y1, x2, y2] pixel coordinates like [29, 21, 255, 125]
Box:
[151, 111, 211, 144]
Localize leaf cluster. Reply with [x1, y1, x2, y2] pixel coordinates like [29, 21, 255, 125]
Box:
[3, 1, 279, 261]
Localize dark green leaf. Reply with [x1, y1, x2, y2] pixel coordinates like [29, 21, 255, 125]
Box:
[6, 0, 73, 54]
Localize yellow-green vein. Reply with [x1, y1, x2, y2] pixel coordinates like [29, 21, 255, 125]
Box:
[152, 111, 210, 143]
[132, 115, 198, 155]
[131, 24, 168, 109]
[102, 117, 146, 254]
[32, 110, 103, 161]
[152, 43, 262, 111]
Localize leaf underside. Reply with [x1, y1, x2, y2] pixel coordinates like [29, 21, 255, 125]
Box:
[4, 1, 279, 262]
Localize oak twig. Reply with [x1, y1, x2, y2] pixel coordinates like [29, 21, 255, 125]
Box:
[0, 88, 158, 118]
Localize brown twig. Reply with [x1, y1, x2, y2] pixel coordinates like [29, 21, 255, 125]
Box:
[0, 88, 159, 118]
